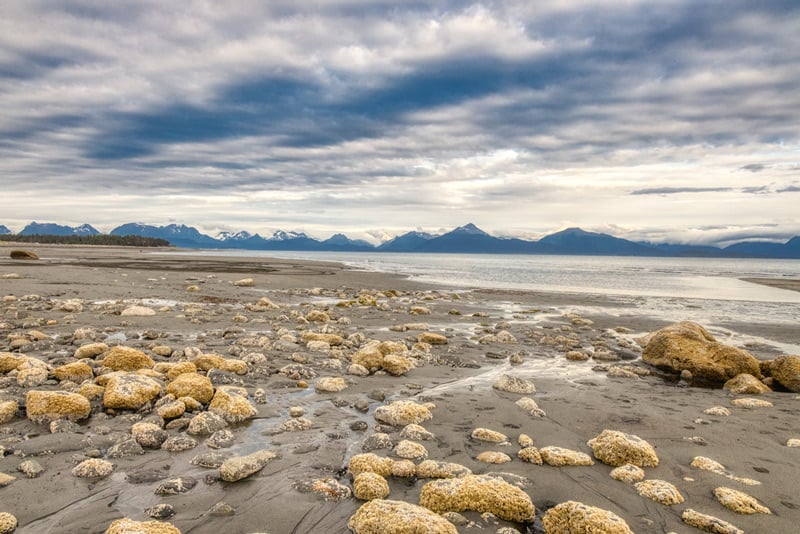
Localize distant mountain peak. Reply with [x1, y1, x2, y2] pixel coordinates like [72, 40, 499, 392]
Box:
[217, 230, 254, 241]
[271, 230, 308, 241]
[451, 223, 489, 236]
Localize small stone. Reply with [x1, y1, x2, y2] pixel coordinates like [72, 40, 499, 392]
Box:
[517, 447, 543, 465]
[18, 459, 45, 478]
[103, 373, 162, 410]
[610, 463, 646, 483]
[391, 459, 417, 478]
[394, 440, 428, 460]
[233, 278, 255, 287]
[476, 451, 512, 464]
[353, 472, 390, 500]
[280, 417, 313, 432]
[635, 479, 685, 505]
[417, 332, 447, 345]
[374, 400, 433, 427]
[304, 478, 352, 501]
[156, 400, 186, 420]
[209, 386, 257, 424]
[314, 376, 348, 393]
[74, 342, 108, 359]
[713, 486, 771, 514]
[166, 373, 214, 404]
[399, 423, 435, 441]
[540, 446, 594, 466]
[0, 513, 17, 534]
[682, 508, 743, 534]
[723, 373, 771, 394]
[72, 458, 114, 478]
[787, 438, 800, 447]
[120, 305, 157, 317]
[518, 434, 534, 448]
[493, 374, 535, 394]
[53, 361, 94, 383]
[361, 433, 394, 451]
[206, 429, 236, 449]
[101, 346, 155, 371]
[190, 452, 228, 469]
[587, 429, 659, 467]
[145, 504, 176, 520]
[0, 472, 17, 487]
[219, 450, 278, 482]
[731, 398, 773, 408]
[108, 439, 145, 458]
[208, 502, 235, 516]
[348, 453, 395, 477]
[471, 427, 508, 443]
[161, 436, 197, 452]
[155, 476, 197, 495]
[0, 400, 18, 424]
[704, 406, 731, 416]
[187, 411, 227, 435]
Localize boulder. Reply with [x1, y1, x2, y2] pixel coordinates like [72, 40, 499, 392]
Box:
[72, 459, 114, 478]
[374, 400, 433, 427]
[348, 499, 457, 534]
[101, 346, 155, 372]
[348, 453, 394, 477]
[74, 342, 108, 359]
[642, 322, 761, 384]
[540, 446, 594, 466]
[417, 332, 447, 345]
[120, 305, 156, 317]
[105, 518, 181, 534]
[0, 400, 18, 424]
[610, 464, 645, 483]
[10, 249, 38, 260]
[415, 460, 471, 479]
[208, 386, 256, 424]
[103, 373, 162, 409]
[166, 373, 214, 404]
[131, 422, 168, 449]
[419, 474, 535, 523]
[53, 361, 94, 383]
[352, 472, 390, 500]
[770, 355, 800, 392]
[493, 374, 535, 394]
[587, 430, 659, 467]
[26, 390, 91, 424]
[542, 501, 633, 534]
[682, 509, 743, 534]
[713, 487, 771, 514]
[0, 513, 17, 534]
[634, 479, 685, 505]
[723, 374, 771, 394]
[219, 449, 277, 482]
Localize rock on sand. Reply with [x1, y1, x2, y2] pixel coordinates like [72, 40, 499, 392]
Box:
[26, 390, 91, 424]
[219, 450, 277, 482]
[348, 499, 456, 534]
[105, 518, 181, 534]
[419, 474, 535, 523]
[587, 429, 659, 467]
[542, 501, 634, 534]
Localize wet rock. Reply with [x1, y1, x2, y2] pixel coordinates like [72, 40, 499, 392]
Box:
[417, 332, 447, 345]
[155, 476, 197, 495]
[642, 322, 761, 384]
[587, 429, 659, 467]
[10, 249, 38, 260]
[156, 400, 186, 420]
[314, 376, 348, 393]
[610, 463, 645, 483]
[208, 502, 235, 516]
[635, 479, 685, 505]
[0, 472, 16, 487]
[190, 452, 228, 469]
[161, 436, 197, 452]
[74, 342, 108, 359]
[145, 504, 176, 520]
[723, 374, 771, 394]
[103, 373, 162, 410]
[166, 373, 214, 404]
[493, 374, 535, 394]
[0, 400, 18, 424]
[16, 357, 49, 387]
[476, 451, 512, 464]
[131, 422, 168, 449]
[540, 446, 594, 466]
[72, 458, 114, 478]
[101, 346, 155, 371]
[682, 508, 743, 534]
[187, 411, 227, 435]
[542, 501, 633, 534]
[399, 423, 435, 441]
[207, 429, 235, 449]
[394, 440, 428, 460]
[416, 460, 471, 479]
[515, 397, 545, 417]
[219, 449, 277, 482]
[770, 355, 800, 392]
[713, 487, 771, 514]
[517, 447, 543, 465]
[391, 459, 416, 478]
[353, 472, 390, 500]
[297, 478, 353, 501]
[280, 417, 313, 432]
[361, 433, 394, 451]
[0, 513, 17, 534]
[108, 439, 145, 459]
[53, 361, 94, 382]
[420, 474, 535, 523]
[104, 518, 181, 534]
[348, 453, 394, 477]
[787, 438, 800, 447]
[26, 390, 91, 424]
[471, 428, 508, 443]
[348, 499, 457, 534]
[209, 386, 257, 424]
[374, 400, 433, 427]
[382, 354, 414, 376]
[18, 459, 45, 478]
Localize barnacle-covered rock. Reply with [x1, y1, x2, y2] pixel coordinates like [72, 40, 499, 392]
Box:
[540, 446, 594, 467]
[419, 474, 535, 523]
[374, 400, 433, 427]
[353, 472, 390, 500]
[713, 487, 771, 514]
[348, 499, 456, 534]
[634, 479, 685, 505]
[587, 429, 659, 467]
[542, 501, 633, 534]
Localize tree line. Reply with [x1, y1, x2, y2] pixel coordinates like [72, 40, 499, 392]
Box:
[0, 234, 171, 247]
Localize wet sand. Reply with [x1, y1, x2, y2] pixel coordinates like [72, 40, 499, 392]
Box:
[741, 277, 800, 294]
[1, 245, 798, 533]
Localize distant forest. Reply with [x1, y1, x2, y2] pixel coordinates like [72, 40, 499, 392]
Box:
[0, 234, 170, 247]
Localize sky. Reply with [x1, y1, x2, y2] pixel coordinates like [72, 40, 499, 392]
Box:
[1, 0, 799, 246]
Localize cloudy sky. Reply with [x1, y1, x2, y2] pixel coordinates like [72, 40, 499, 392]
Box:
[1, 0, 799, 245]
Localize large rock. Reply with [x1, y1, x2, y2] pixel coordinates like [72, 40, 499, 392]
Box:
[105, 518, 181, 534]
[587, 430, 659, 467]
[348, 453, 395, 477]
[26, 390, 91, 424]
[713, 487, 771, 515]
[219, 450, 277, 482]
[770, 355, 800, 392]
[542, 501, 633, 534]
[635, 479, 685, 505]
[723, 374, 771, 394]
[208, 386, 256, 424]
[493, 374, 535, 394]
[642, 322, 761, 384]
[374, 400, 433, 427]
[348, 499, 457, 534]
[352, 472, 390, 500]
[103, 373, 162, 410]
[682, 509, 743, 534]
[166, 373, 214, 404]
[101, 346, 155, 372]
[53, 361, 94, 383]
[419, 474, 535, 523]
[0, 513, 17, 534]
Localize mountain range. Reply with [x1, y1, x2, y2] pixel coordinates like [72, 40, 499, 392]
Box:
[4, 221, 800, 258]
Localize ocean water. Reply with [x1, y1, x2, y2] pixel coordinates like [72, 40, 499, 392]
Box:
[173, 250, 800, 330]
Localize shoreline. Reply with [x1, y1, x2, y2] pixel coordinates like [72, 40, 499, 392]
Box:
[1, 245, 798, 533]
[740, 276, 800, 293]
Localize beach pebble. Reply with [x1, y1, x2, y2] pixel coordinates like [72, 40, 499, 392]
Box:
[166, 373, 214, 404]
[723, 373, 771, 394]
[471, 428, 508, 443]
[392, 439, 427, 460]
[713, 487, 771, 514]
[219, 450, 278, 482]
[155, 476, 197, 495]
[0, 513, 16, 534]
[415, 460, 471, 479]
[518, 434, 534, 448]
[476, 451, 512, 464]
[517, 447, 543, 465]
[681, 509, 743, 534]
[209, 386, 257, 424]
[0, 473, 16, 487]
[156, 400, 186, 420]
[542, 501, 633, 534]
[74, 342, 108, 359]
[72, 458, 114, 478]
[207, 429, 235, 449]
[187, 411, 226, 435]
[306, 310, 329, 323]
[353, 472, 390, 500]
[635, 479, 685, 505]
[26, 390, 91, 424]
[610, 463, 646, 483]
[731, 398, 773, 408]
[540, 446, 594, 466]
[382, 354, 414, 376]
[420, 474, 535, 523]
[587, 429, 659, 467]
[361, 433, 394, 451]
[566, 351, 590, 361]
[314, 376, 348, 393]
[374, 400, 433, 427]
[108, 439, 145, 458]
[348, 453, 394, 477]
[145, 504, 176, 520]
[103, 373, 162, 410]
[208, 502, 235, 516]
[348, 499, 456, 534]
[190, 452, 227, 469]
[703, 406, 731, 416]
[105, 518, 181, 534]
[493, 374, 535, 394]
[409, 306, 431, 315]
[131, 422, 168, 449]
[18, 459, 45, 478]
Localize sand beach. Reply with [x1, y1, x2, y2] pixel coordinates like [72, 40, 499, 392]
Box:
[0, 245, 798, 534]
